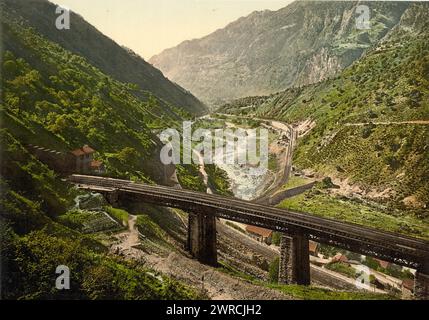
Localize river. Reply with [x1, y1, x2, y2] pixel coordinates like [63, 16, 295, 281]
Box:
[198, 117, 285, 201]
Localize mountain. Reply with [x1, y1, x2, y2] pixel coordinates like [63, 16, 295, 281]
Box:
[0, 0, 212, 184]
[4, 0, 207, 115]
[0, 0, 208, 299]
[218, 2, 429, 219]
[150, 1, 410, 106]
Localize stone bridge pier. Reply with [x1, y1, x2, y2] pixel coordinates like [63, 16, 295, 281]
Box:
[94, 188, 121, 207]
[187, 212, 218, 266]
[278, 232, 310, 285]
[104, 188, 120, 207]
[101, 188, 218, 266]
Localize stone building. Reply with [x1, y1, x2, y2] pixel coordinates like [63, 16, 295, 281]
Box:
[245, 225, 273, 245]
[71, 145, 96, 173]
[89, 160, 105, 174]
[27, 144, 75, 174]
[331, 253, 349, 264]
[309, 240, 319, 257]
[28, 144, 103, 175]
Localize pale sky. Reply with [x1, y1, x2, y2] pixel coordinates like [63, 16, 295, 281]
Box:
[52, 0, 294, 59]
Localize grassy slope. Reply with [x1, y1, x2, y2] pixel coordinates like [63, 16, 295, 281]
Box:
[2, 7, 186, 182]
[281, 176, 312, 190]
[278, 188, 429, 240]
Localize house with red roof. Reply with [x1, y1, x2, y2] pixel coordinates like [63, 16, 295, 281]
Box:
[309, 240, 319, 257]
[27, 144, 104, 175]
[245, 225, 273, 245]
[332, 253, 349, 264]
[374, 258, 390, 269]
[402, 278, 415, 295]
[90, 160, 105, 174]
[70, 145, 97, 173]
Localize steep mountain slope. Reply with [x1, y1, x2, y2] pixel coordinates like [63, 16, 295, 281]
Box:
[4, 0, 207, 115]
[0, 0, 207, 299]
[2, 12, 164, 183]
[219, 3, 429, 217]
[150, 1, 409, 106]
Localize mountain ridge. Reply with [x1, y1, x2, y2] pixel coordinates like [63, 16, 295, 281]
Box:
[150, 1, 410, 106]
[4, 0, 207, 115]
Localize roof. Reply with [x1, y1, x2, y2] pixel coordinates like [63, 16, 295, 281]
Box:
[71, 145, 95, 157]
[245, 225, 273, 238]
[402, 278, 414, 291]
[82, 145, 95, 154]
[375, 258, 390, 269]
[90, 160, 103, 168]
[332, 253, 349, 263]
[71, 149, 85, 156]
[309, 240, 319, 253]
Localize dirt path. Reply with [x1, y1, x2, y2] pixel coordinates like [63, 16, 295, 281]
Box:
[345, 120, 429, 126]
[121, 215, 139, 249]
[110, 215, 293, 300]
[111, 215, 143, 259]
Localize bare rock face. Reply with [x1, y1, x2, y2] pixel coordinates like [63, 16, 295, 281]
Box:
[296, 47, 342, 86]
[150, 1, 409, 106]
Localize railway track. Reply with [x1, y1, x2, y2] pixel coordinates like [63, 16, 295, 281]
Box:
[68, 175, 429, 269]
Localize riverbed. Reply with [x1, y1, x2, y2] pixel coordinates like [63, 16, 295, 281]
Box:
[211, 121, 275, 201]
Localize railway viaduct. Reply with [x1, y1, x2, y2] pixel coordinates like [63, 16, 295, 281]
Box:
[68, 175, 429, 299]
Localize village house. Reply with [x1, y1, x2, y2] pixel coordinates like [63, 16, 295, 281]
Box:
[28, 144, 104, 175]
[374, 258, 390, 269]
[245, 225, 273, 245]
[90, 160, 105, 174]
[331, 253, 349, 264]
[71, 145, 96, 173]
[401, 278, 415, 296]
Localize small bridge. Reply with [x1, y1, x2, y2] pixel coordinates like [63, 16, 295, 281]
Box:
[68, 175, 429, 299]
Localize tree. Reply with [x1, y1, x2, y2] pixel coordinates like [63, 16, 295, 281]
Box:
[269, 257, 280, 283]
[271, 232, 281, 246]
[116, 147, 139, 165]
[3, 60, 18, 78]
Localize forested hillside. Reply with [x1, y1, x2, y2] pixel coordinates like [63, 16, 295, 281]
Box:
[0, 0, 204, 299]
[219, 3, 429, 220]
[4, 0, 207, 115]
